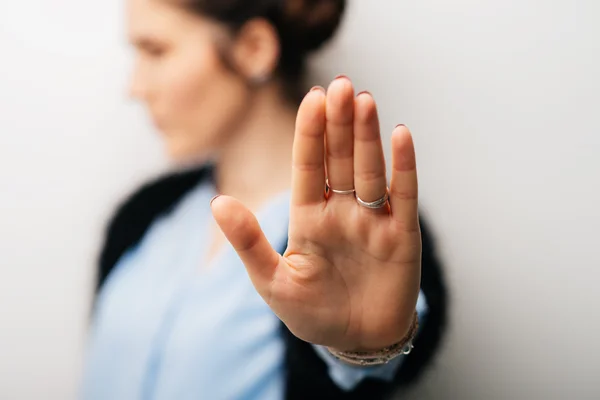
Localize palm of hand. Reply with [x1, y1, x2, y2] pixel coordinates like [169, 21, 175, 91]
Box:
[212, 77, 421, 351]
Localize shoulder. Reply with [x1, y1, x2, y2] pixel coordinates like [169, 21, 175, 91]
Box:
[96, 166, 212, 291]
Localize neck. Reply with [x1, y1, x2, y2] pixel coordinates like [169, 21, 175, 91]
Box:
[215, 88, 297, 211]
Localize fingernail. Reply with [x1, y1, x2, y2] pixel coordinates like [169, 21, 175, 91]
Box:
[335, 74, 349, 80]
[310, 85, 325, 93]
[357, 90, 371, 97]
[395, 123, 406, 129]
[210, 195, 221, 206]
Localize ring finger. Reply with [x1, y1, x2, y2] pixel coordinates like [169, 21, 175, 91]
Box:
[353, 91, 389, 211]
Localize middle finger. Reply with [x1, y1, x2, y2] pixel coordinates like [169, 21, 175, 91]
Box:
[325, 76, 355, 194]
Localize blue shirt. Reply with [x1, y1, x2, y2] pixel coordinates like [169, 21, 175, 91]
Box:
[82, 180, 428, 399]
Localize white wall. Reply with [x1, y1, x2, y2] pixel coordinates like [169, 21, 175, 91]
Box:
[1, 1, 598, 399]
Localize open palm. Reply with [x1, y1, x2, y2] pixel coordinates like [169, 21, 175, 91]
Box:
[211, 77, 421, 352]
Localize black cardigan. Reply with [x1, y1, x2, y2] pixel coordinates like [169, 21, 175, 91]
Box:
[96, 166, 448, 399]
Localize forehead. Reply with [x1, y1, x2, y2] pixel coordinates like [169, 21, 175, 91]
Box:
[126, 0, 196, 40]
[126, 0, 230, 45]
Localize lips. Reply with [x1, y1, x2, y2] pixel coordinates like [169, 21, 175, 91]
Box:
[150, 112, 166, 131]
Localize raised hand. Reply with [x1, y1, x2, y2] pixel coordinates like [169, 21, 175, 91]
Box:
[211, 76, 421, 352]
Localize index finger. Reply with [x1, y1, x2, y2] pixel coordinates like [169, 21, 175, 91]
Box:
[291, 87, 327, 206]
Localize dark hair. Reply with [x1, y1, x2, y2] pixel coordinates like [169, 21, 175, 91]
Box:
[178, 0, 347, 102]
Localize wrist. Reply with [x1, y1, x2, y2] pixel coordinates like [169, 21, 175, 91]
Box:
[327, 311, 419, 366]
[331, 310, 418, 353]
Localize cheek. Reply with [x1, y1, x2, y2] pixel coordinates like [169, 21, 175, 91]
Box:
[161, 50, 250, 160]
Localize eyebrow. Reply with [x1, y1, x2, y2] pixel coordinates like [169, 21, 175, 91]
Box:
[129, 35, 166, 48]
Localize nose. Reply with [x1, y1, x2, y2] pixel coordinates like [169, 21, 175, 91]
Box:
[128, 57, 147, 100]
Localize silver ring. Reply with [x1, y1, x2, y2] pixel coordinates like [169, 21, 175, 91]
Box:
[326, 179, 356, 195]
[356, 190, 390, 209]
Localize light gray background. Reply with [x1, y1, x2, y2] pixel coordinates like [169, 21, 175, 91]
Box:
[1, 1, 598, 399]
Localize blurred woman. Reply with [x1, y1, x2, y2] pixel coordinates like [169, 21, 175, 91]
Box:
[82, 0, 447, 399]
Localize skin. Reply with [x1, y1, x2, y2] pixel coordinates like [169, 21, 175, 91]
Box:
[127, 0, 421, 352]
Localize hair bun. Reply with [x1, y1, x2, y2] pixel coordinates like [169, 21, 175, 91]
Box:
[279, 0, 346, 53]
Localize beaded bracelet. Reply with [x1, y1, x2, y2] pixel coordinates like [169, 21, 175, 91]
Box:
[326, 312, 419, 366]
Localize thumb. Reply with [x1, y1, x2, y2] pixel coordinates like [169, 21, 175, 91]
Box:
[210, 195, 281, 297]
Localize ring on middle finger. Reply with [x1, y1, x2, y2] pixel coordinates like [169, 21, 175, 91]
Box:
[326, 178, 356, 195]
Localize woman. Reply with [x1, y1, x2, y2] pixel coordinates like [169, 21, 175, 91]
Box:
[83, 0, 447, 399]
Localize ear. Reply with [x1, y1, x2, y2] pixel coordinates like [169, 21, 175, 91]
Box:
[231, 18, 281, 82]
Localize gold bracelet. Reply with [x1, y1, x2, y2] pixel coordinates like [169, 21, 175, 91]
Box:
[326, 311, 419, 366]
